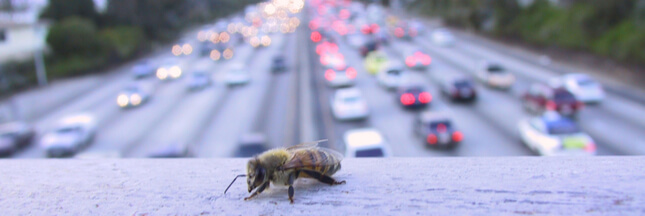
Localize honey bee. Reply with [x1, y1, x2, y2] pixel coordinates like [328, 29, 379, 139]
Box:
[224, 139, 346, 203]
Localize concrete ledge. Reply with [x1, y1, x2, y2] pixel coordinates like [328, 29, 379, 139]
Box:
[1, 157, 644, 215]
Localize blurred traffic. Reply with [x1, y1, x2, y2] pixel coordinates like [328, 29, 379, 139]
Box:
[1, 0, 644, 159]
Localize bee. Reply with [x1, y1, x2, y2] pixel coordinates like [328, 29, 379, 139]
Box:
[224, 139, 346, 203]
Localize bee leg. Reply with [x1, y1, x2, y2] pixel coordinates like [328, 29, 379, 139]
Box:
[288, 172, 297, 204]
[244, 182, 269, 201]
[301, 170, 346, 185]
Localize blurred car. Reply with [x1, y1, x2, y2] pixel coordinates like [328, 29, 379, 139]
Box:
[271, 55, 287, 73]
[186, 71, 213, 91]
[347, 33, 368, 49]
[156, 59, 182, 81]
[331, 88, 369, 121]
[131, 60, 154, 79]
[440, 76, 477, 101]
[359, 40, 379, 57]
[364, 51, 388, 75]
[404, 50, 432, 70]
[414, 111, 462, 148]
[431, 28, 455, 46]
[117, 83, 152, 108]
[40, 114, 96, 158]
[373, 30, 390, 45]
[225, 64, 251, 86]
[320, 52, 347, 70]
[549, 73, 604, 103]
[344, 128, 392, 157]
[397, 85, 432, 109]
[234, 133, 268, 157]
[522, 83, 584, 116]
[377, 66, 408, 90]
[518, 112, 596, 156]
[390, 23, 416, 40]
[0, 122, 35, 156]
[148, 142, 193, 158]
[325, 67, 357, 87]
[475, 62, 515, 89]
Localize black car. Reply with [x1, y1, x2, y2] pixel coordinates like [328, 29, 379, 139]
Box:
[397, 85, 433, 109]
[271, 55, 287, 73]
[413, 111, 462, 148]
[234, 133, 268, 157]
[359, 40, 379, 57]
[440, 76, 477, 101]
[0, 122, 35, 157]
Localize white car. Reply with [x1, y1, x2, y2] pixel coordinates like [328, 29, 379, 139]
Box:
[377, 66, 408, 90]
[518, 112, 596, 156]
[225, 65, 251, 86]
[331, 88, 369, 121]
[431, 28, 455, 46]
[344, 128, 392, 157]
[550, 73, 604, 103]
[156, 59, 182, 81]
[325, 67, 357, 87]
[475, 62, 515, 89]
[117, 83, 152, 108]
[40, 114, 97, 158]
[186, 71, 213, 90]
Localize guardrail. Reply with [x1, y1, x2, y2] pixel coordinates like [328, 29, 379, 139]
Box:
[1, 157, 643, 215]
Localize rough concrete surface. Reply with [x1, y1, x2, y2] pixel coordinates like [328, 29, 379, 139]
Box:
[1, 157, 644, 215]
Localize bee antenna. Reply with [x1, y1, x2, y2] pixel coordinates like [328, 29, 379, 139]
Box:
[224, 174, 247, 194]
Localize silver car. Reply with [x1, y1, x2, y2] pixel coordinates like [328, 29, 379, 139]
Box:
[40, 114, 96, 158]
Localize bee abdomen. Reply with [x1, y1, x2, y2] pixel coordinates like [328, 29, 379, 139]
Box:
[296, 150, 340, 177]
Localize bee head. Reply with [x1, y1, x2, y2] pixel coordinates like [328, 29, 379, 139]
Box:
[246, 157, 267, 193]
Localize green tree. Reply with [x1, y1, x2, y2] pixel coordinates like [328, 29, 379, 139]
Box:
[40, 0, 98, 22]
[46, 17, 105, 57]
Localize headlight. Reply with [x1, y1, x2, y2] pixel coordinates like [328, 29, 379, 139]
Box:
[157, 68, 168, 80]
[169, 66, 182, 78]
[117, 94, 129, 107]
[130, 94, 142, 106]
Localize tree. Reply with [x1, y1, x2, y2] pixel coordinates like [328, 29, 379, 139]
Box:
[40, 0, 98, 22]
[46, 17, 105, 57]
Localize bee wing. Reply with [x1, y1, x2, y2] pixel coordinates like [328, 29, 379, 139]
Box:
[285, 139, 328, 152]
[282, 147, 344, 170]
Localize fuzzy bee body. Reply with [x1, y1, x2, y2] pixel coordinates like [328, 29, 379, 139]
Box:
[226, 140, 346, 204]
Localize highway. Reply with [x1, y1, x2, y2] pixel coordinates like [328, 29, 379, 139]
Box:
[8, 1, 645, 159]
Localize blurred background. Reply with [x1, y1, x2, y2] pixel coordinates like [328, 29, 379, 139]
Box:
[0, 0, 644, 159]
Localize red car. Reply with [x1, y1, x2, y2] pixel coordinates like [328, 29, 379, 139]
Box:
[522, 83, 584, 116]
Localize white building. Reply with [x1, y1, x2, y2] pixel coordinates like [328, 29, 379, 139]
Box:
[0, 19, 48, 63]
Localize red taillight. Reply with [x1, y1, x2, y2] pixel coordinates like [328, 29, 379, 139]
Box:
[394, 28, 404, 38]
[324, 69, 335, 81]
[405, 56, 415, 67]
[311, 31, 322, 42]
[400, 93, 415, 105]
[370, 24, 380, 33]
[426, 134, 437, 145]
[452, 131, 463, 142]
[419, 92, 432, 104]
[361, 24, 370, 34]
[584, 142, 596, 152]
[437, 124, 447, 133]
[421, 56, 432, 65]
[576, 101, 585, 110]
[345, 67, 357, 79]
[546, 100, 557, 110]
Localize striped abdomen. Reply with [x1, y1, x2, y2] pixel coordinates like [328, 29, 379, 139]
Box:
[289, 149, 341, 177]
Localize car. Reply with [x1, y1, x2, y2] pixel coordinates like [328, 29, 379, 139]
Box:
[325, 67, 357, 87]
[359, 39, 379, 57]
[117, 83, 152, 108]
[414, 111, 462, 148]
[364, 51, 388, 75]
[439, 76, 477, 101]
[377, 66, 408, 90]
[234, 133, 269, 157]
[331, 88, 369, 121]
[347, 33, 368, 49]
[404, 50, 432, 70]
[271, 55, 287, 73]
[518, 112, 596, 156]
[344, 128, 392, 157]
[225, 64, 251, 86]
[397, 85, 432, 109]
[475, 62, 515, 89]
[186, 71, 213, 91]
[320, 52, 347, 70]
[156, 59, 182, 81]
[148, 142, 193, 158]
[40, 114, 96, 158]
[431, 28, 455, 46]
[373, 30, 390, 45]
[0, 122, 35, 156]
[390, 22, 416, 40]
[549, 73, 604, 103]
[522, 83, 584, 116]
[131, 60, 154, 79]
